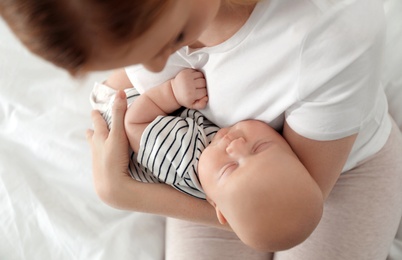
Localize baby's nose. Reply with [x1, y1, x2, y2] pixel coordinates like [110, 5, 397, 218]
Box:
[226, 137, 248, 158]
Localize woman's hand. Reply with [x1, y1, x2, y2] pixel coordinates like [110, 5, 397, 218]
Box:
[86, 90, 224, 228]
[86, 90, 133, 207]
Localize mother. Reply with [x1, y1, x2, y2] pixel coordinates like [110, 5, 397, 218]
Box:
[1, 0, 401, 259]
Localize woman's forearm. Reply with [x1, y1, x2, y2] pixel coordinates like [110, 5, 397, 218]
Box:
[104, 176, 226, 229]
[89, 87, 225, 231]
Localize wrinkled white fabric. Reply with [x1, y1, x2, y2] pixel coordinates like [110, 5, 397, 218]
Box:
[0, 19, 165, 260]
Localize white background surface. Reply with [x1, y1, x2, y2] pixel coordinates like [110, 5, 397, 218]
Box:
[0, 19, 165, 260]
[0, 0, 401, 259]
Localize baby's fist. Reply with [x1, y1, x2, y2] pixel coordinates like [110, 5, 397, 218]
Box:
[172, 69, 208, 110]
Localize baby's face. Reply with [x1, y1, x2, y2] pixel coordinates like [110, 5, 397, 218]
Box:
[198, 120, 301, 220]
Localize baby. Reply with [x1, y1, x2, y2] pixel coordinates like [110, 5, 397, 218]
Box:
[90, 69, 311, 248]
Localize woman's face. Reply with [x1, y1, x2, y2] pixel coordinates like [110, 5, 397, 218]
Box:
[85, 0, 221, 72]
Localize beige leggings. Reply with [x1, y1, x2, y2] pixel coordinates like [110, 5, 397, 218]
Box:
[165, 121, 402, 260]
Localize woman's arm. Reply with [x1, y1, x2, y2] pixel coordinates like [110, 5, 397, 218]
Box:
[87, 90, 224, 229]
[86, 91, 357, 250]
[283, 121, 357, 200]
[243, 121, 357, 251]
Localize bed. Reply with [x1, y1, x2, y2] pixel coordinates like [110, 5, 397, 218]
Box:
[0, 19, 165, 260]
[0, 1, 401, 259]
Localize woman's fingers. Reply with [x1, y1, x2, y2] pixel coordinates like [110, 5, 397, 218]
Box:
[110, 90, 128, 136]
[89, 110, 109, 142]
[85, 89, 132, 206]
[107, 90, 130, 160]
[86, 129, 94, 143]
[86, 90, 127, 146]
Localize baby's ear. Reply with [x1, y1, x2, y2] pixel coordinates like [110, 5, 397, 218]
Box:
[215, 207, 228, 225]
[206, 197, 228, 225]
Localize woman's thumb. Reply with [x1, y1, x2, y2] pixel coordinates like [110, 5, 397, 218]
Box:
[110, 90, 127, 134]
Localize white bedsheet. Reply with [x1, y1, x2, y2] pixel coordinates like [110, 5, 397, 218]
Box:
[1, 1, 401, 259]
[0, 20, 165, 260]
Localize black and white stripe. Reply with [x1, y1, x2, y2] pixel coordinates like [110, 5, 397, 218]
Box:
[138, 109, 218, 199]
[99, 87, 218, 199]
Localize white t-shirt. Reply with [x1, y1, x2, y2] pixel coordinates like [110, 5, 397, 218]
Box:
[126, 0, 391, 172]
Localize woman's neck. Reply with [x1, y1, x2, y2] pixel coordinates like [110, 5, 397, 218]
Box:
[191, 2, 256, 48]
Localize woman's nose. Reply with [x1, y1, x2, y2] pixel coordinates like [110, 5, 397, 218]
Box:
[144, 49, 171, 72]
[226, 137, 248, 159]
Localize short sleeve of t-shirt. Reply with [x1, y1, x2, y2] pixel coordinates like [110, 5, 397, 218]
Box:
[285, 0, 386, 141]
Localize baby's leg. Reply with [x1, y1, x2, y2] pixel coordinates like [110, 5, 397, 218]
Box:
[90, 82, 139, 129]
[274, 122, 402, 260]
[165, 218, 272, 260]
[104, 68, 134, 91]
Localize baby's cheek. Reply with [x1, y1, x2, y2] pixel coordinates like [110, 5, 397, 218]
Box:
[197, 156, 209, 183]
[198, 154, 217, 189]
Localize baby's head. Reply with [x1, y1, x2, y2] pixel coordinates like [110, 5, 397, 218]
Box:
[198, 120, 317, 251]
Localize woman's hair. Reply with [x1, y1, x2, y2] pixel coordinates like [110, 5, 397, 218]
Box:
[0, 0, 172, 74]
[227, 0, 261, 4]
[0, 0, 260, 74]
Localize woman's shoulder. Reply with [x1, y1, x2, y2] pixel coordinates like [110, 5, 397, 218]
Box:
[252, 0, 383, 48]
[307, 0, 384, 39]
[297, 0, 385, 83]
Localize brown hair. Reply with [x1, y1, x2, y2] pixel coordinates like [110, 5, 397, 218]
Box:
[228, 0, 261, 4]
[0, 0, 172, 75]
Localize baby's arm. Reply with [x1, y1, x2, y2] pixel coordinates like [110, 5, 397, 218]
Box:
[125, 69, 207, 152]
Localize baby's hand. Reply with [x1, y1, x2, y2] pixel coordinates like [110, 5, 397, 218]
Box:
[171, 69, 208, 110]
